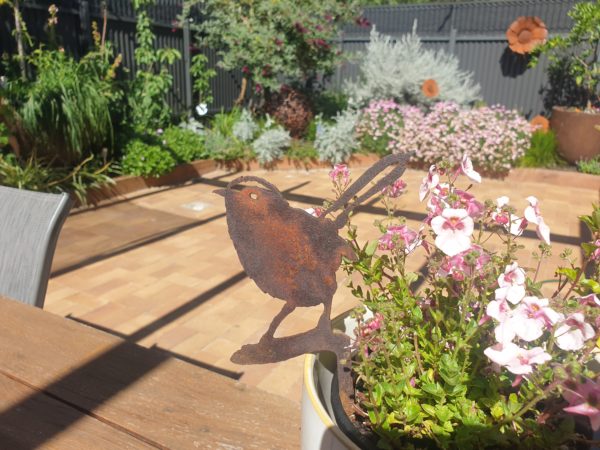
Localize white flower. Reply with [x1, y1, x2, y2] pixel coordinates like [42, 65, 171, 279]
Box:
[524, 196, 551, 245]
[430, 208, 474, 256]
[460, 154, 481, 183]
[495, 262, 526, 305]
[485, 343, 551, 375]
[419, 165, 440, 202]
[195, 103, 208, 116]
[555, 313, 596, 351]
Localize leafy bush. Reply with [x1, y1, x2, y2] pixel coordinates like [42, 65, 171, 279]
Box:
[0, 153, 113, 204]
[19, 49, 113, 166]
[345, 28, 481, 108]
[358, 100, 530, 173]
[314, 109, 360, 163]
[129, 0, 181, 131]
[232, 109, 259, 143]
[203, 129, 249, 161]
[190, 0, 361, 97]
[121, 138, 176, 177]
[265, 85, 314, 138]
[287, 139, 319, 161]
[311, 90, 348, 120]
[252, 127, 291, 165]
[162, 126, 208, 162]
[577, 155, 600, 175]
[212, 108, 242, 137]
[518, 130, 566, 168]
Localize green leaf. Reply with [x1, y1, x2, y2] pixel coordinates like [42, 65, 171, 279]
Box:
[365, 240, 378, 256]
[404, 401, 421, 423]
[422, 404, 437, 417]
[436, 406, 453, 423]
[556, 267, 578, 281]
[491, 402, 505, 420]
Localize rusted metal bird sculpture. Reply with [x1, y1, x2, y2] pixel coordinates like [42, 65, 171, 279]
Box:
[214, 153, 410, 366]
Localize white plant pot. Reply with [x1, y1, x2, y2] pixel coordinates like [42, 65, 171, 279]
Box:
[300, 314, 362, 450]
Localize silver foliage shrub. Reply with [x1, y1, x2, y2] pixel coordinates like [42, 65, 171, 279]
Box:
[345, 27, 481, 108]
[232, 109, 258, 142]
[315, 109, 360, 164]
[252, 127, 291, 164]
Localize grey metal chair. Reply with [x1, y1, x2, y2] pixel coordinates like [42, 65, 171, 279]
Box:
[0, 186, 72, 308]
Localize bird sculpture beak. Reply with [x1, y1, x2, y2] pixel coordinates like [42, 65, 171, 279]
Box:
[213, 189, 227, 197]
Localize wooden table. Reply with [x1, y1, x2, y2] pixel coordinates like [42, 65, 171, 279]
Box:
[0, 296, 300, 449]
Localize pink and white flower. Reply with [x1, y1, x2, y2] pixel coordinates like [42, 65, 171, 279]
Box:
[563, 379, 600, 431]
[579, 293, 600, 307]
[382, 178, 407, 198]
[555, 313, 596, 351]
[494, 297, 562, 343]
[592, 239, 600, 261]
[460, 154, 482, 183]
[524, 196, 551, 245]
[492, 197, 526, 236]
[431, 208, 474, 256]
[419, 165, 440, 202]
[378, 225, 421, 254]
[484, 342, 551, 375]
[439, 244, 490, 281]
[495, 262, 526, 305]
[329, 164, 350, 185]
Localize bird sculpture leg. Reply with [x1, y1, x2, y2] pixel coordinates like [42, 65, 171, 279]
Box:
[260, 301, 296, 342]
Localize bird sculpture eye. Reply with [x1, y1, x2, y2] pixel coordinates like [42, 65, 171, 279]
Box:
[249, 192, 258, 200]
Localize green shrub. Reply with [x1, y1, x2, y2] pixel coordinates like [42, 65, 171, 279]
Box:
[311, 90, 348, 120]
[518, 130, 565, 168]
[252, 127, 291, 165]
[162, 126, 208, 162]
[212, 108, 242, 137]
[203, 129, 251, 161]
[20, 49, 113, 166]
[0, 153, 113, 204]
[287, 139, 318, 160]
[577, 155, 600, 175]
[121, 138, 176, 177]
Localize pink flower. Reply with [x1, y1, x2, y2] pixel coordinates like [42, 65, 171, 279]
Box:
[431, 208, 474, 256]
[555, 313, 595, 351]
[453, 190, 484, 218]
[492, 197, 527, 236]
[487, 298, 511, 322]
[484, 342, 551, 375]
[524, 196, 551, 245]
[419, 165, 440, 202]
[329, 164, 349, 185]
[460, 154, 481, 183]
[378, 225, 421, 254]
[493, 296, 562, 343]
[592, 239, 600, 261]
[382, 178, 406, 198]
[495, 262, 526, 305]
[580, 293, 600, 307]
[563, 379, 600, 430]
[439, 244, 490, 280]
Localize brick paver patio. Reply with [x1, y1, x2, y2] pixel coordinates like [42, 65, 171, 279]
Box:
[45, 165, 599, 420]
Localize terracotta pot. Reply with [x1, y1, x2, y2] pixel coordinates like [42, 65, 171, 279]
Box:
[550, 107, 600, 163]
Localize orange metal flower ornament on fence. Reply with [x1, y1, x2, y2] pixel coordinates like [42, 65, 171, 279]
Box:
[506, 16, 548, 55]
[421, 78, 440, 98]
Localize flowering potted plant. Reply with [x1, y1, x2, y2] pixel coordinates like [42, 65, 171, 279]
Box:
[530, 1, 600, 163]
[302, 158, 600, 449]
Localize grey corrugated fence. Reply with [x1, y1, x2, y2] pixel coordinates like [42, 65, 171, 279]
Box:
[338, 0, 579, 117]
[0, 0, 580, 117]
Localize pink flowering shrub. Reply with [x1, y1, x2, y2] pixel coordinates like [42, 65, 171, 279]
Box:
[356, 100, 532, 174]
[327, 159, 600, 448]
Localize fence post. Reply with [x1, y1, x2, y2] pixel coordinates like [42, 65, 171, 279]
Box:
[183, 18, 193, 114]
[78, 0, 91, 55]
[448, 4, 457, 54]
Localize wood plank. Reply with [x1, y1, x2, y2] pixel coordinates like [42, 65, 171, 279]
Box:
[0, 372, 152, 449]
[0, 297, 300, 449]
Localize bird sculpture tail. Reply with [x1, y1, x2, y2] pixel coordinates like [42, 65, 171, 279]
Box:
[323, 152, 412, 229]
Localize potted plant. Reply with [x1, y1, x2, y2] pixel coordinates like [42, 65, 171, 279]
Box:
[302, 159, 600, 449]
[531, 1, 600, 163]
